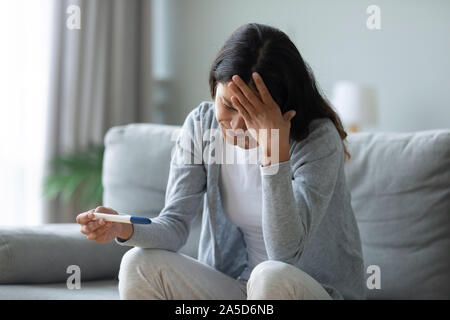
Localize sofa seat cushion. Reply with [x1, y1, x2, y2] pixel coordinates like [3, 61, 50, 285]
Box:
[0, 279, 119, 300]
[0, 224, 130, 284]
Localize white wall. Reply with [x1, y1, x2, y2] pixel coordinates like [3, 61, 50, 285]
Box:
[160, 0, 450, 132]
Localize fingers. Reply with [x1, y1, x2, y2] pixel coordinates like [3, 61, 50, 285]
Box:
[252, 72, 274, 105]
[76, 209, 95, 225]
[228, 81, 256, 118]
[230, 95, 251, 122]
[89, 223, 112, 239]
[76, 206, 118, 225]
[80, 219, 107, 235]
[76, 206, 116, 225]
[77, 205, 117, 242]
[283, 110, 296, 122]
[231, 75, 261, 108]
[94, 206, 117, 215]
[86, 223, 112, 241]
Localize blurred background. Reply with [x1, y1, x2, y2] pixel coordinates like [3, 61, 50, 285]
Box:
[0, 0, 449, 226]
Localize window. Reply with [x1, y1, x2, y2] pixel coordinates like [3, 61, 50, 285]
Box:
[0, 0, 53, 225]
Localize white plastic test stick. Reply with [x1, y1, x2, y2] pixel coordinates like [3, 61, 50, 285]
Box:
[93, 212, 152, 225]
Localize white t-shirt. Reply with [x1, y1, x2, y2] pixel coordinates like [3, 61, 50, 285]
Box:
[219, 142, 268, 278]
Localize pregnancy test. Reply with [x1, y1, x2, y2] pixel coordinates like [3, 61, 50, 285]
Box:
[93, 212, 152, 225]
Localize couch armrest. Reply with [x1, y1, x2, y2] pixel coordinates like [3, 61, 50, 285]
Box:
[0, 224, 130, 284]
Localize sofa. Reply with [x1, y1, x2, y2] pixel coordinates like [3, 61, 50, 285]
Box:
[1, 121, 449, 300]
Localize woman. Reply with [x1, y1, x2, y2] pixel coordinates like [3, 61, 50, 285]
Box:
[76, 23, 365, 300]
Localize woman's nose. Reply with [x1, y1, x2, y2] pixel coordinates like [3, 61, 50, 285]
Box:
[230, 116, 246, 131]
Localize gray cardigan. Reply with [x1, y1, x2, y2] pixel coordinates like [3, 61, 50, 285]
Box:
[116, 101, 366, 300]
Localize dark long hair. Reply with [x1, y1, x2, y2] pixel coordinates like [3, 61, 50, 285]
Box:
[209, 23, 350, 161]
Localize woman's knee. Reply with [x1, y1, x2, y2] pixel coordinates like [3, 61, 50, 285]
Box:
[118, 248, 173, 299]
[120, 248, 172, 273]
[247, 260, 331, 300]
[247, 260, 289, 295]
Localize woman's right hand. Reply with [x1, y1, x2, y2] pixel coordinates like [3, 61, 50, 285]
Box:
[76, 206, 133, 243]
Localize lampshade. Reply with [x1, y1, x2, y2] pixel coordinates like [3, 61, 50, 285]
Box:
[331, 81, 378, 128]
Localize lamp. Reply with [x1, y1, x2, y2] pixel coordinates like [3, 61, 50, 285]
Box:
[331, 81, 378, 132]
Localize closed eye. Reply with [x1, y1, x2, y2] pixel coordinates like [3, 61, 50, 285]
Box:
[224, 103, 237, 111]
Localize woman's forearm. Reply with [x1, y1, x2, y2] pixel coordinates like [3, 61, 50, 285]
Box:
[260, 160, 305, 263]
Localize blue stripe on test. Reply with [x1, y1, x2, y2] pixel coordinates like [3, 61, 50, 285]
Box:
[130, 216, 152, 224]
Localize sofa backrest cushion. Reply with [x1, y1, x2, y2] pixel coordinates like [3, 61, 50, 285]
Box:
[103, 123, 201, 258]
[345, 129, 450, 299]
[103, 123, 180, 217]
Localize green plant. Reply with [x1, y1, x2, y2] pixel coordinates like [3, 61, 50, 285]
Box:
[43, 143, 104, 209]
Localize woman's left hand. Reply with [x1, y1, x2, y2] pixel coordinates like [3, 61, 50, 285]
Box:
[228, 72, 296, 166]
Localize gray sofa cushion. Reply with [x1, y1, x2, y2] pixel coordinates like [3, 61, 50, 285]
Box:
[103, 123, 201, 259]
[0, 224, 130, 284]
[103, 123, 181, 218]
[345, 129, 450, 299]
[0, 279, 119, 300]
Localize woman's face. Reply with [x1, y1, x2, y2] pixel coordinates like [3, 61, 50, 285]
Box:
[214, 82, 258, 149]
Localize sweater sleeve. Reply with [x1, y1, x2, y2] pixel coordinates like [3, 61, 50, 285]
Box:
[259, 129, 342, 265]
[115, 107, 206, 250]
